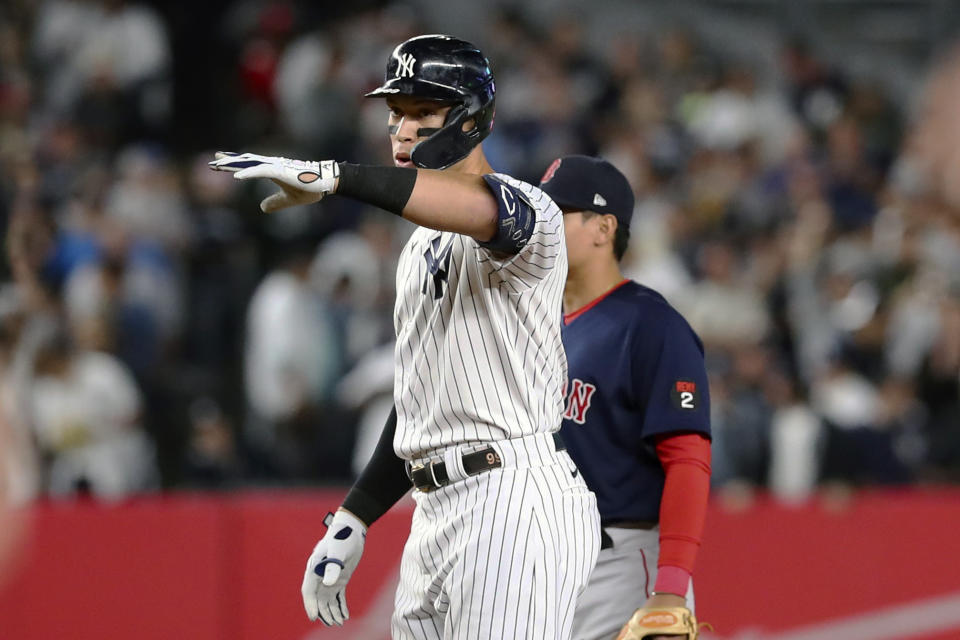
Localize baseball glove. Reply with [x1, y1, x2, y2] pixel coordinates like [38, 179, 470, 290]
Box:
[616, 606, 706, 639]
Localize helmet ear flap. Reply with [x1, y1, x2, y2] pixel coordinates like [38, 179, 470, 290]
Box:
[410, 98, 495, 168]
[411, 106, 473, 169]
[444, 104, 468, 127]
[410, 100, 494, 169]
[444, 103, 487, 141]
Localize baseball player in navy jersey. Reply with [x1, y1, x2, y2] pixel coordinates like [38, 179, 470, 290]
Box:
[210, 36, 600, 640]
[538, 156, 712, 640]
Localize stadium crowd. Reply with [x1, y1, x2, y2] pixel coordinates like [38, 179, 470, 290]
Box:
[1, 0, 959, 505]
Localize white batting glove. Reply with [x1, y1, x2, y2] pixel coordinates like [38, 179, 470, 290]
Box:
[301, 509, 367, 626]
[208, 151, 340, 213]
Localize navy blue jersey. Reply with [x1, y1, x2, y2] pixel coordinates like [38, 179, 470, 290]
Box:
[560, 280, 711, 523]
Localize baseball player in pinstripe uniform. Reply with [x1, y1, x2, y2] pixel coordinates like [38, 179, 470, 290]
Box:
[211, 35, 600, 640]
[539, 156, 712, 640]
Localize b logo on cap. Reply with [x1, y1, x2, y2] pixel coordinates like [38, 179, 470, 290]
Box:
[541, 158, 562, 184]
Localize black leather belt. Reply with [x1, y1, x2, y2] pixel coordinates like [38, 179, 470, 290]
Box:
[599, 520, 659, 550]
[407, 432, 566, 492]
[600, 528, 614, 550]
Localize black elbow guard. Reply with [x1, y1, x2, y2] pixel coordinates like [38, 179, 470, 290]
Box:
[478, 175, 536, 254]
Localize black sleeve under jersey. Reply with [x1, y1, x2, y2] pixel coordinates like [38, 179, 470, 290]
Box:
[341, 407, 410, 526]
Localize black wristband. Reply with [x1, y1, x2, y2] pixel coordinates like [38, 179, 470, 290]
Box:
[341, 487, 391, 529]
[340, 407, 410, 527]
[336, 163, 418, 216]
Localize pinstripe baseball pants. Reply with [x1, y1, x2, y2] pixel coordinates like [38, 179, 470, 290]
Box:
[392, 432, 601, 640]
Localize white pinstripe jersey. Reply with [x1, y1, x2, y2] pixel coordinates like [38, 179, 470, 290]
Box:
[392, 173, 567, 460]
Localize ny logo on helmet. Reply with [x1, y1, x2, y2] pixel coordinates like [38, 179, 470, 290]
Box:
[395, 53, 416, 78]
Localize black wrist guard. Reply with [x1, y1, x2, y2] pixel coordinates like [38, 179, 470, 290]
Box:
[336, 163, 418, 216]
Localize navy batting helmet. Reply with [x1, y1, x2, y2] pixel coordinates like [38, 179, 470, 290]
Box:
[365, 34, 496, 170]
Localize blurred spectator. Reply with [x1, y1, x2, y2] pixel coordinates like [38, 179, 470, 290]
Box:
[243, 243, 338, 479]
[622, 198, 694, 304]
[275, 36, 359, 157]
[182, 396, 242, 488]
[767, 371, 823, 503]
[812, 356, 911, 485]
[104, 145, 192, 250]
[309, 223, 398, 365]
[33, 0, 172, 141]
[681, 239, 771, 346]
[822, 116, 880, 230]
[686, 66, 797, 162]
[29, 328, 158, 499]
[181, 153, 257, 375]
[63, 236, 180, 376]
[0, 398, 31, 589]
[334, 343, 395, 476]
[710, 344, 774, 487]
[780, 38, 847, 134]
[0, 286, 41, 506]
[917, 291, 960, 477]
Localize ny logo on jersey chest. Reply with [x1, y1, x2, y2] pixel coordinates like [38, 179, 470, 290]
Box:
[422, 236, 454, 299]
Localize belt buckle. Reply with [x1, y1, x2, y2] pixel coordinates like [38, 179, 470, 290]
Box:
[411, 460, 441, 492]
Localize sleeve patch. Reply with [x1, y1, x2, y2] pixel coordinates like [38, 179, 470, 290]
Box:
[671, 380, 699, 411]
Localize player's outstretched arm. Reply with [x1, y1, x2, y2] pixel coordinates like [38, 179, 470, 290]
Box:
[392, 168, 498, 241]
[209, 152, 499, 242]
[300, 408, 410, 626]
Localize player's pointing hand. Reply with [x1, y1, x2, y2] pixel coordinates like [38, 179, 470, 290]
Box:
[208, 151, 340, 213]
[301, 509, 367, 625]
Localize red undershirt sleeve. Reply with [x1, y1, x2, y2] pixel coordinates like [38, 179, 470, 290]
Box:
[652, 431, 711, 596]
